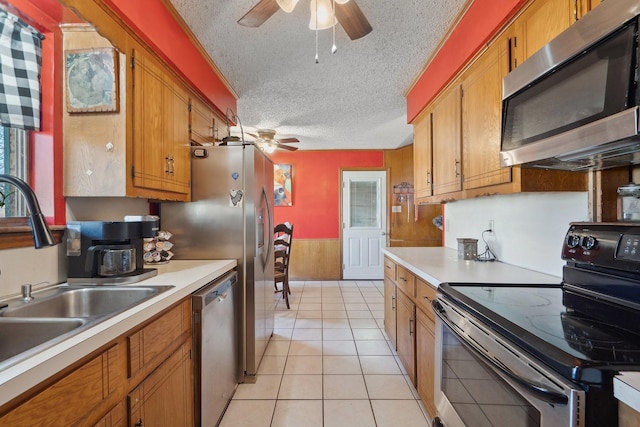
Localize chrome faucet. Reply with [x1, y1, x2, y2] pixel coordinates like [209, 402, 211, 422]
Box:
[0, 174, 56, 248]
[21, 284, 33, 301]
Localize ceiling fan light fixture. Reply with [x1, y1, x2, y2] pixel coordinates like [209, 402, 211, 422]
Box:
[335, 0, 350, 3]
[309, 0, 336, 30]
[276, 0, 300, 13]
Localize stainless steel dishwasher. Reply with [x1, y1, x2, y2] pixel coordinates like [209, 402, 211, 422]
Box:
[192, 270, 238, 427]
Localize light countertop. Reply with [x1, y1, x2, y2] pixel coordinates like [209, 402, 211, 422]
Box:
[615, 372, 640, 412]
[385, 247, 640, 412]
[0, 259, 236, 409]
[382, 247, 561, 287]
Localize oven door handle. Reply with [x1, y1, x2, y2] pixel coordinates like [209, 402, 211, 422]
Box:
[433, 301, 569, 406]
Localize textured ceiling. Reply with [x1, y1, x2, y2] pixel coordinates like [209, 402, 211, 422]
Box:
[168, 0, 468, 150]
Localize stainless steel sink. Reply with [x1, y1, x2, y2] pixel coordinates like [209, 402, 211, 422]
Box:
[0, 284, 173, 371]
[0, 317, 86, 371]
[2, 286, 171, 318]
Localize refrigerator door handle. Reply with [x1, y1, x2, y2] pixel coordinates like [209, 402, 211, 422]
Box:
[259, 187, 273, 272]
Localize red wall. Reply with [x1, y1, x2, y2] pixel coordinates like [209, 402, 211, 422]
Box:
[104, 0, 236, 117]
[269, 151, 384, 239]
[8, 0, 66, 223]
[407, 0, 527, 122]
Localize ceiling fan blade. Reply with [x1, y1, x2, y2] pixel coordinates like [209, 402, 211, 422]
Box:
[277, 144, 298, 151]
[335, 0, 372, 40]
[238, 0, 280, 28]
[276, 137, 300, 143]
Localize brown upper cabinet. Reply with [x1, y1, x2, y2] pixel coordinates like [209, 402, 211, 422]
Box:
[190, 96, 217, 145]
[510, 0, 575, 69]
[461, 35, 511, 191]
[431, 84, 463, 197]
[412, 0, 593, 204]
[413, 108, 433, 199]
[131, 48, 191, 199]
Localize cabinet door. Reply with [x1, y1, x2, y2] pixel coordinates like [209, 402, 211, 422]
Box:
[131, 49, 190, 197]
[93, 401, 126, 427]
[0, 345, 121, 426]
[396, 290, 416, 385]
[513, 0, 574, 65]
[162, 77, 191, 195]
[384, 278, 397, 350]
[128, 341, 194, 427]
[413, 110, 433, 199]
[416, 308, 436, 419]
[132, 49, 166, 192]
[190, 96, 215, 144]
[462, 35, 511, 190]
[577, 0, 602, 19]
[432, 84, 462, 196]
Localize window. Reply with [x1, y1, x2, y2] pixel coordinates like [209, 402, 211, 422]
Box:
[0, 125, 29, 218]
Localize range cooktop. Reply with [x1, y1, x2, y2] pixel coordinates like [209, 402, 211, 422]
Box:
[441, 283, 640, 383]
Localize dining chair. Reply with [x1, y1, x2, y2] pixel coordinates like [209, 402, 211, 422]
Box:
[274, 223, 293, 309]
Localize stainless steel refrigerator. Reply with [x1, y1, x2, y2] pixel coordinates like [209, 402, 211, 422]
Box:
[161, 144, 275, 383]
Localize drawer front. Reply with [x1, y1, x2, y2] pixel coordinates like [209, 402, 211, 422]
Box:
[396, 266, 416, 297]
[384, 257, 397, 282]
[416, 301, 435, 335]
[416, 278, 437, 323]
[129, 299, 191, 378]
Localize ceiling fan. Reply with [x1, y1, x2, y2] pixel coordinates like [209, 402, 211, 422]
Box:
[238, 0, 372, 40]
[248, 129, 299, 151]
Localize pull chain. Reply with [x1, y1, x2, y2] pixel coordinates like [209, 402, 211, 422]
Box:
[315, 0, 319, 63]
[331, 0, 337, 54]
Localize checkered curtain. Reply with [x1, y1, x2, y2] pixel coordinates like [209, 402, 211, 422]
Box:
[0, 8, 43, 131]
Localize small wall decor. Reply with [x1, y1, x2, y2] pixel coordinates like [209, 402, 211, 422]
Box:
[274, 164, 292, 206]
[65, 47, 118, 113]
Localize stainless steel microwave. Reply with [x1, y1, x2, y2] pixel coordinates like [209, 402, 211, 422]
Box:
[500, 0, 640, 171]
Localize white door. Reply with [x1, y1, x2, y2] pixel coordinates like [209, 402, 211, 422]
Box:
[342, 170, 387, 280]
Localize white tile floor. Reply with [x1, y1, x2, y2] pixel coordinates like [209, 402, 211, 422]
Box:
[219, 280, 431, 427]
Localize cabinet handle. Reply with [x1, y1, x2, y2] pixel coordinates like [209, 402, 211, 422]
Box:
[135, 419, 143, 427]
[454, 160, 461, 177]
[166, 155, 175, 175]
[423, 296, 433, 303]
[573, 0, 579, 21]
[409, 319, 414, 336]
[391, 296, 396, 310]
[426, 171, 431, 185]
[399, 275, 406, 282]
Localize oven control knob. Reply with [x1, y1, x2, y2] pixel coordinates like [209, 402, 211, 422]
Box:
[582, 236, 597, 250]
[566, 234, 581, 248]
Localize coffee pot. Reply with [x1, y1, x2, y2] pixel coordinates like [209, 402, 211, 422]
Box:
[66, 219, 159, 284]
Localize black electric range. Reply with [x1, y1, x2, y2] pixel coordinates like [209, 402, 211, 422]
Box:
[436, 223, 640, 427]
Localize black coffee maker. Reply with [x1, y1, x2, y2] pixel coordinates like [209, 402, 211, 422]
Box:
[66, 220, 159, 284]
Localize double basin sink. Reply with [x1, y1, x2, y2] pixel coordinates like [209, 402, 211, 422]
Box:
[0, 284, 172, 371]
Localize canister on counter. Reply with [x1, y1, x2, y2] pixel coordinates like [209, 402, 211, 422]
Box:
[617, 183, 640, 221]
[457, 238, 478, 260]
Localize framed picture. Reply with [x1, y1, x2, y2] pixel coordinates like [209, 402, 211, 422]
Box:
[65, 47, 118, 113]
[274, 164, 292, 206]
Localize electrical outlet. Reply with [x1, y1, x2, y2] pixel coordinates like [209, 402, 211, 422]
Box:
[488, 220, 495, 234]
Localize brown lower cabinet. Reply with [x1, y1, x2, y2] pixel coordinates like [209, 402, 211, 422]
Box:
[384, 278, 397, 349]
[416, 307, 437, 418]
[620, 401, 640, 427]
[129, 341, 194, 427]
[384, 256, 438, 419]
[396, 290, 416, 385]
[0, 299, 193, 427]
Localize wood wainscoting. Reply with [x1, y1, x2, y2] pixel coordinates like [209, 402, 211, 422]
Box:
[288, 239, 341, 281]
